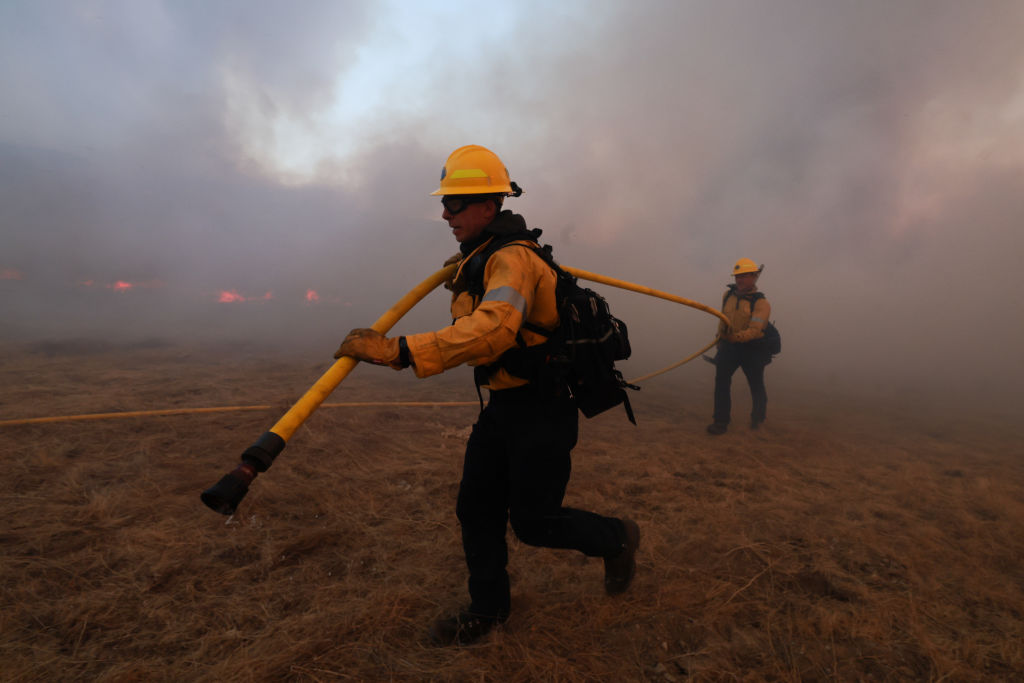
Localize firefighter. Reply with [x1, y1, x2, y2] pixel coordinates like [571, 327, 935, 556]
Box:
[707, 258, 773, 434]
[334, 145, 639, 646]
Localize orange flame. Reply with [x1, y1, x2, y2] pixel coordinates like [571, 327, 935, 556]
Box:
[217, 289, 274, 303]
[77, 279, 162, 290]
[305, 289, 319, 302]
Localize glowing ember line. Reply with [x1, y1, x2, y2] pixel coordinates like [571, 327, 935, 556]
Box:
[76, 279, 163, 290]
[0, 268, 23, 280]
[217, 289, 274, 303]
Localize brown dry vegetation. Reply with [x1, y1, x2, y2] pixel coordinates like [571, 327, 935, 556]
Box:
[1, 341, 1022, 682]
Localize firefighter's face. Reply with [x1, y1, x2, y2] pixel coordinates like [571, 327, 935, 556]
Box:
[442, 197, 496, 243]
[734, 272, 758, 293]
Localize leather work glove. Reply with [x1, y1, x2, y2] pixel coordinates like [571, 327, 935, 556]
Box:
[333, 328, 405, 370]
[442, 252, 462, 291]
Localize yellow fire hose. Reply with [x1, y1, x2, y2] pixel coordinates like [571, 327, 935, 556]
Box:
[625, 337, 720, 384]
[0, 402, 480, 427]
[563, 265, 724, 385]
[268, 264, 459, 442]
[197, 264, 462, 512]
[563, 266, 729, 328]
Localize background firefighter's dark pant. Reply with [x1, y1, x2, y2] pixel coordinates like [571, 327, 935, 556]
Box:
[456, 384, 627, 619]
[713, 340, 769, 425]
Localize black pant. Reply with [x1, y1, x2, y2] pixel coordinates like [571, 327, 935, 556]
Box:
[455, 385, 625, 618]
[713, 341, 768, 425]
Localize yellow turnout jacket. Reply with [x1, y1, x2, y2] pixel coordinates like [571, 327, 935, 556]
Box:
[718, 286, 771, 343]
[404, 216, 558, 390]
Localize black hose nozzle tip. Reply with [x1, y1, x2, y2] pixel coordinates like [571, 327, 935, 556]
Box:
[201, 432, 285, 515]
[200, 470, 251, 515]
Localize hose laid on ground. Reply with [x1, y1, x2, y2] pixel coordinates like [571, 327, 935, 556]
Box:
[0, 402, 480, 427]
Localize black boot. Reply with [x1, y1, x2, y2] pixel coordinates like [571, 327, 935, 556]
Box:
[429, 611, 506, 646]
[604, 519, 641, 595]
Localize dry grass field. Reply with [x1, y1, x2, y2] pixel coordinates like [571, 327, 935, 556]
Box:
[1, 340, 1022, 681]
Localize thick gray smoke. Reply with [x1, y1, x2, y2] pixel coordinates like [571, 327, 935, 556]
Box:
[2, 1, 1022, 412]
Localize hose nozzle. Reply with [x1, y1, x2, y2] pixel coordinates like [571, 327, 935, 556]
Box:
[200, 431, 285, 515]
[200, 465, 255, 515]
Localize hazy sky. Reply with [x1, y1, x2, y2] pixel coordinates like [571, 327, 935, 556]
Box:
[2, 1, 1023, 403]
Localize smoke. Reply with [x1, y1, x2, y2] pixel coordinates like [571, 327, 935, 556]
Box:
[2, 1, 1022, 410]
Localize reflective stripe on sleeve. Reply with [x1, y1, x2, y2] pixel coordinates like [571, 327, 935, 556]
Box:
[482, 286, 527, 317]
[751, 317, 765, 323]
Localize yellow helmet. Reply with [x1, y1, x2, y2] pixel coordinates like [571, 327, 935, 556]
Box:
[431, 145, 516, 196]
[732, 258, 762, 276]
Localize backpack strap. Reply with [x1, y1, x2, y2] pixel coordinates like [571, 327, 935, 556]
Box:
[464, 228, 544, 299]
[724, 284, 764, 313]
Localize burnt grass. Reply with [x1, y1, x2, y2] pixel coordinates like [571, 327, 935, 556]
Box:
[1, 342, 1022, 681]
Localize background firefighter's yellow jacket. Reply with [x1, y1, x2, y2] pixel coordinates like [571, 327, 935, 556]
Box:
[718, 288, 771, 343]
[404, 236, 558, 390]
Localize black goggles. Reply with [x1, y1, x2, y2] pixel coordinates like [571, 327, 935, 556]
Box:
[441, 194, 496, 215]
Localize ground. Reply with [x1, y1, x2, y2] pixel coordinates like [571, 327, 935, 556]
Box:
[1, 341, 1021, 681]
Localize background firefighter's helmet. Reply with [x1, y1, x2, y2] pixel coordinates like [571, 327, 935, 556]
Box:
[732, 258, 763, 276]
[431, 145, 516, 196]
